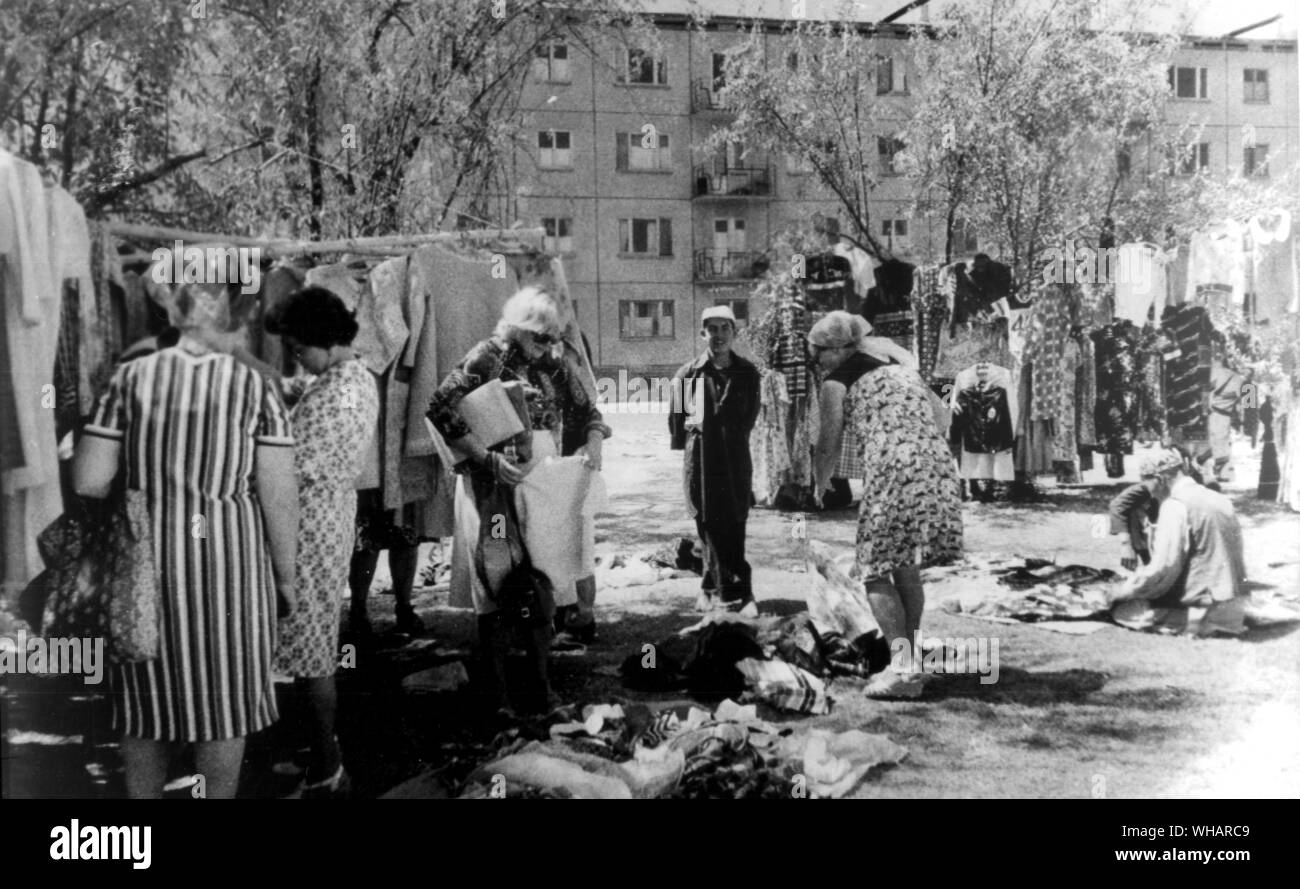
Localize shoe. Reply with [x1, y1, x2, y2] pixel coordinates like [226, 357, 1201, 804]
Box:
[297, 765, 352, 799]
[862, 670, 924, 700]
[395, 608, 425, 636]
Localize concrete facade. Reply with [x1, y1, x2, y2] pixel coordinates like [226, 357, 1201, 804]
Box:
[507, 18, 1298, 376]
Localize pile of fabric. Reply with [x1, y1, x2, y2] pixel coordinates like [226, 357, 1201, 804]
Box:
[453, 699, 907, 799]
[619, 541, 891, 709]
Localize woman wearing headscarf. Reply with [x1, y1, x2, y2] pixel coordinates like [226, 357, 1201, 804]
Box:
[265, 286, 378, 798]
[427, 286, 610, 716]
[73, 278, 299, 798]
[809, 311, 962, 699]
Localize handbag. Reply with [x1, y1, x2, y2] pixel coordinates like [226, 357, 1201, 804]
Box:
[472, 486, 552, 628]
[34, 487, 160, 663]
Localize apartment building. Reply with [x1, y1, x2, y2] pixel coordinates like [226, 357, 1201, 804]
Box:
[511, 12, 1298, 376]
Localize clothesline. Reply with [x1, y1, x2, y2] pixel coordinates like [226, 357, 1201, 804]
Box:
[106, 223, 547, 262]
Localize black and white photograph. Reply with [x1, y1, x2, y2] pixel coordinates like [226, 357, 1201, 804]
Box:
[1, 0, 1297, 817]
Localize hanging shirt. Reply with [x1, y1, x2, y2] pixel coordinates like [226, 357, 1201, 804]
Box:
[1186, 221, 1246, 307]
[1114, 242, 1168, 327]
[1250, 210, 1297, 321]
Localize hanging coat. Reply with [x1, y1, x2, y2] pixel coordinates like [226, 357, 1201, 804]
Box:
[669, 351, 761, 525]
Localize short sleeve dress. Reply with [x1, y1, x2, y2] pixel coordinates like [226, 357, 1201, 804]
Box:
[274, 358, 379, 678]
[845, 364, 963, 578]
[84, 343, 294, 741]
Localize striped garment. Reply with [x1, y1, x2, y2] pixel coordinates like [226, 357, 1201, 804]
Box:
[84, 343, 293, 741]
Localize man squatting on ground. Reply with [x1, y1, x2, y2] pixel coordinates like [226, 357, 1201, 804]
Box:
[669, 305, 761, 616]
[1108, 448, 1250, 637]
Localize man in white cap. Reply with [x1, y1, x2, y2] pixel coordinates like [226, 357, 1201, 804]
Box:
[1109, 448, 1249, 636]
[669, 305, 761, 614]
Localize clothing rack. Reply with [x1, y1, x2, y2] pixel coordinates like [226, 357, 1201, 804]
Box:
[107, 223, 547, 263]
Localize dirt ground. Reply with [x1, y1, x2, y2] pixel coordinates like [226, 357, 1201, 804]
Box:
[3, 407, 1298, 799]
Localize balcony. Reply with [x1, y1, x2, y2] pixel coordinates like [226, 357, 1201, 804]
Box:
[692, 78, 731, 113]
[694, 249, 766, 281]
[692, 163, 773, 198]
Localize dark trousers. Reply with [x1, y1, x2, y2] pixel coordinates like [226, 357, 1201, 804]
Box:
[695, 516, 752, 604]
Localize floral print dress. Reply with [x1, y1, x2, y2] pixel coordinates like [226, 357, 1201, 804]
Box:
[275, 358, 378, 678]
[845, 365, 963, 578]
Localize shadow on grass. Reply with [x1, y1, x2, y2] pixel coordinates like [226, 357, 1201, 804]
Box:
[923, 666, 1107, 706]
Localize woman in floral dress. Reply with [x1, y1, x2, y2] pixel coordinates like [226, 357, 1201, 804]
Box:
[267, 287, 378, 797]
[810, 312, 962, 699]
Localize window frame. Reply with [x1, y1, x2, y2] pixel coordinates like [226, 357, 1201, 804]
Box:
[615, 130, 673, 172]
[532, 42, 571, 84]
[1243, 68, 1269, 103]
[617, 216, 673, 257]
[618, 299, 675, 340]
[1243, 143, 1270, 178]
[1168, 65, 1208, 100]
[877, 135, 905, 176]
[617, 47, 668, 86]
[541, 216, 574, 254]
[537, 129, 573, 169]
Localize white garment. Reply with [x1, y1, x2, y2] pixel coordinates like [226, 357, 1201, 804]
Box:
[0, 148, 55, 323]
[515, 453, 607, 608]
[1186, 221, 1246, 306]
[1113, 242, 1168, 327]
[832, 242, 876, 297]
[1249, 209, 1297, 320]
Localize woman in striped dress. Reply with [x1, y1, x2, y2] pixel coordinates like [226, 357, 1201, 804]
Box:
[74, 280, 299, 798]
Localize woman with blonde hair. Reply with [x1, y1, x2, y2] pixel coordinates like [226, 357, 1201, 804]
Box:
[427, 286, 610, 716]
[74, 278, 299, 797]
[809, 311, 961, 699]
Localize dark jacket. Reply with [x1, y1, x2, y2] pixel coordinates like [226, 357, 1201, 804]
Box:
[669, 351, 761, 524]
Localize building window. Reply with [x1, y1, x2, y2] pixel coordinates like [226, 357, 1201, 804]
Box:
[618, 217, 673, 256]
[1244, 143, 1270, 178]
[542, 217, 573, 253]
[538, 130, 572, 168]
[1243, 68, 1269, 103]
[713, 299, 750, 327]
[1168, 66, 1208, 99]
[882, 219, 910, 250]
[1116, 147, 1131, 178]
[877, 136, 905, 175]
[875, 55, 907, 95]
[615, 130, 671, 171]
[712, 52, 728, 90]
[619, 300, 674, 339]
[618, 48, 667, 85]
[1172, 142, 1210, 175]
[533, 42, 570, 83]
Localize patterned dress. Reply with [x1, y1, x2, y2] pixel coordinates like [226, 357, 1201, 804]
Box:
[845, 365, 962, 578]
[85, 343, 294, 741]
[274, 359, 378, 678]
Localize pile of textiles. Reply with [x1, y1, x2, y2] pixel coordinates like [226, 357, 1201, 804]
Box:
[940, 557, 1116, 625]
[452, 699, 907, 799]
[619, 543, 892, 710]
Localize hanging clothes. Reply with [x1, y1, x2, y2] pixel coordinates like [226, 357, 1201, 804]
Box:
[804, 252, 855, 316]
[1091, 321, 1141, 466]
[911, 266, 948, 381]
[1050, 339, 1081, 465]
[770, 277, 810, 401]
[831, 241, 875, 302]
[749, 369, 791, 506]
[1258, 396, 1280, 500]
[1165, 242, 1189, 310]
[1278, 381, 1300, 512]
[47, 187, 99, 416]
[1114, 242, 1169, 327]
[1075, 332, 1099, 450]
[1162, 304, 1212, 441]
[933, 316, 1010, 381]
[1134, 326, 1169, 442]
[950, 363, 1016, 481]
[1249, 210, 1297, 321]
[1186, 221, 1246, 307]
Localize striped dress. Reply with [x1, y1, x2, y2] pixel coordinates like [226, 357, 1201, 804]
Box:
[84, 343, 294, 741]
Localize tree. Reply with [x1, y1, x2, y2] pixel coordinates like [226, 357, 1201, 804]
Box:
[705, 6, 903, 259]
